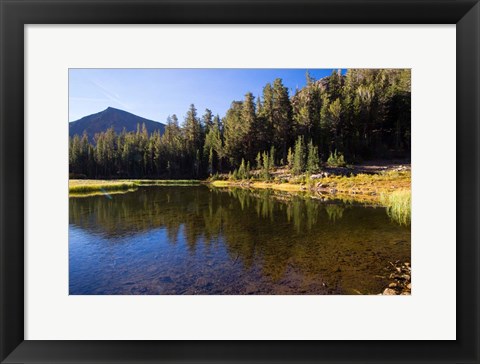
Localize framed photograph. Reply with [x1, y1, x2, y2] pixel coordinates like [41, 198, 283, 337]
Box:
[1, 0, 478, 363]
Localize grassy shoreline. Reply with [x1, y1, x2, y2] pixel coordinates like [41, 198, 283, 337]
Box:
[210, 170, 410, 202]
[70, 171, 410, 200]
[69, 179, 201, 195]
[70, 171, 410, 206]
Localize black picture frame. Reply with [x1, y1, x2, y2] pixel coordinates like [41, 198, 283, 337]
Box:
[1, 0, 479, 363]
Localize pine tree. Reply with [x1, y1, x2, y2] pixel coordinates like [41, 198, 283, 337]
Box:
[202, 108, 214, 133]
[328, 69, 343, 101]
[184, 104, 203, 155]
[287, 147, 294, 168]
[238, 159, 246, 180]
[152, 131, 162, 176]
[262, 151, 270, 180]
[162, 114, 183, 177]
[70, 135, 81, 174]
[80, 132, 90, 175]
[260, 83, 273, 122]
[306, 140, 320, 174]
[231, 168, 239, 181]
[259, 83, 274, 146]
[208, 147, 214, 176]
[256, 96, 263, 115]
[328, 98, 342, 151]
[204, 119, 223, 173]
[241, 92, 257, 161]
[292, 136, 305, 175]
[292, 74, 322, 143]
[194, 149, 201, 178]
[256, 152, 262, 170]
[271, 78, 293, 161]
[223, 101, 244, 166]
[269, 145, 276, 168]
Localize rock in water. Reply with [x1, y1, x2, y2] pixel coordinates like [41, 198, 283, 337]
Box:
[383, 288, 397, 295]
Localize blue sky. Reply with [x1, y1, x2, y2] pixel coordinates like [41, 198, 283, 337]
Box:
[69, 69, 344, 123]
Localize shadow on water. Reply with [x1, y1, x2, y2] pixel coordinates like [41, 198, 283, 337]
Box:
[69, 185, 411, 295]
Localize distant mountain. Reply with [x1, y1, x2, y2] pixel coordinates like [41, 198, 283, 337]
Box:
[69, 107, 165, 140]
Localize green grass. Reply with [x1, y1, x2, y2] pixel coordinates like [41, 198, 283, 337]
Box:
[210, 170, 410, 204]
[380, 189, 411, 225]
[69, 181, 137, 194]
[69, 179, 201, 195]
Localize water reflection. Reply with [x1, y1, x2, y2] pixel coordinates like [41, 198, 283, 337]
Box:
[69, 186, 411, 295]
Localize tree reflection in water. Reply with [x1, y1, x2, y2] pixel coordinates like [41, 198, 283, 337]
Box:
[69, 186, 410, 295]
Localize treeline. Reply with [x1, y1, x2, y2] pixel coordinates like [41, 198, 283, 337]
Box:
[69, 69, 411, 179]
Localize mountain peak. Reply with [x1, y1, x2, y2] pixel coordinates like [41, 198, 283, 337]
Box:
[69, 107, 165, 141]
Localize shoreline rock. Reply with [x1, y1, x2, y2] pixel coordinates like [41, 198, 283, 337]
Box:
[382, 261, 411, 295]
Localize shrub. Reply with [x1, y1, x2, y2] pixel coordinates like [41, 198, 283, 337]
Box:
[232, 169, 239, 180]
[210, 172, 220, 181]
[327, 150, 346, 167]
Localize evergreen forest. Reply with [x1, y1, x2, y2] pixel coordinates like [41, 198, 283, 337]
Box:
[69, 69, 411, 179]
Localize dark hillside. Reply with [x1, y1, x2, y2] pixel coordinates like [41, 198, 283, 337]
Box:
[69, 107, 165, 140]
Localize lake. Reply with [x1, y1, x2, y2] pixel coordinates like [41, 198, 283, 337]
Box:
[69, 185, 411, 295]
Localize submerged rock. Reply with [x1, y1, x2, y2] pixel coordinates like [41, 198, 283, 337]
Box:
[383, 288, 397, 295]
[382, 261, 411, 295]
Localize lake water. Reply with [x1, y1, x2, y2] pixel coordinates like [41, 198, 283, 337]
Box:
[69, 185, 411, 295]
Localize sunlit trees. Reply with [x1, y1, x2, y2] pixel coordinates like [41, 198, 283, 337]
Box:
[69, 69, 411, 179]
[223, 101, 244, 167]
[241, 92, 257, 162]
[202, 108, 214, 133]
[271, 78, 293, 162]
[183, 104, 203, 154]
[204, 115, 223, 175]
